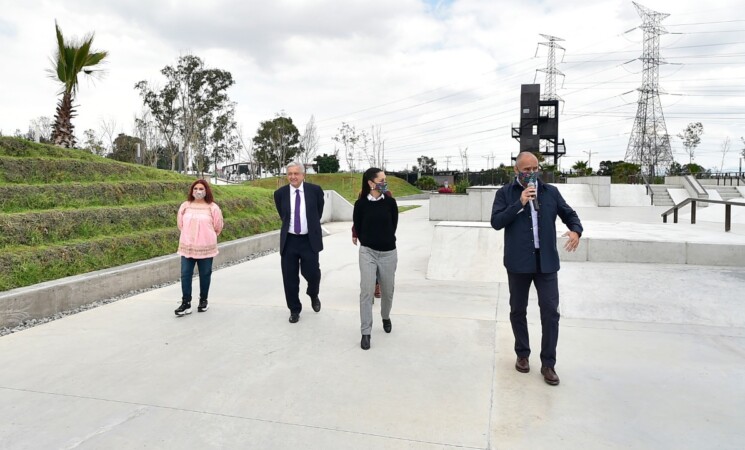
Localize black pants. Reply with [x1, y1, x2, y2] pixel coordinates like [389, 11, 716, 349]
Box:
[507, 270, 560, 368]
[281, 234, 321, 315]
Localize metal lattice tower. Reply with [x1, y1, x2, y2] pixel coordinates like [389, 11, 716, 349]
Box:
[624, 2, 673, 177]
[535, 34, 565, 102]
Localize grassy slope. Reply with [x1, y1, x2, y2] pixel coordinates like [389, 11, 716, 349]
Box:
[0, 137, 280, 291]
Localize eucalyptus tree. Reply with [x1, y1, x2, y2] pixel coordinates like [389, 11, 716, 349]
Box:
[136, 54, 238, 172]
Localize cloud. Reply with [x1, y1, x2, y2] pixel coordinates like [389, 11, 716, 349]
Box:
[1, 0, 743, 171]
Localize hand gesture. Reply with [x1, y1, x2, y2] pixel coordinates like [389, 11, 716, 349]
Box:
[562, 231, 580, 252]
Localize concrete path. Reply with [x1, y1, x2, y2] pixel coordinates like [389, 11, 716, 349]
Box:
[1, 202, 744, 449]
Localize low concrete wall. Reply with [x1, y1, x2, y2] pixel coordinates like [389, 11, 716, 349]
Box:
[427, 221, 745, 283]
[0, 231, 282, 328]
[430, 184, 600, 222]
[429, 186, 498, 222]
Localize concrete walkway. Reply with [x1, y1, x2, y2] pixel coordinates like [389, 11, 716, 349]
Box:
[1, 202, 744, 449]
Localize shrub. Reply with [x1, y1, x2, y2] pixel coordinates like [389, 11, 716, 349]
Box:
[416, 176, 437, 190]
[438, 186, 454, 194]
[455, 179, 471, 193]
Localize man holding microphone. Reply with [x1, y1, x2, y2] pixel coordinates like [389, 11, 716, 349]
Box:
[491, 151, 583, 386]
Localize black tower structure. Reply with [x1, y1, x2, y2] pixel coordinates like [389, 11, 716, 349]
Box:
[511, 84, 566, 165]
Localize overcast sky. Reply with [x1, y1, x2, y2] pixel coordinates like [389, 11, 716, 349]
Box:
[1, 0, 744, 172]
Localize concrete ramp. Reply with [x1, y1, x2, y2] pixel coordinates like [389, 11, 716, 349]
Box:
[427, 222, 507, 282]
[609, 185, 650, 206]
[554, 184, 597, 207]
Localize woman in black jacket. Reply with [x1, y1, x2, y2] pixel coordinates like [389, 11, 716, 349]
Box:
[353, 167, 399, 350]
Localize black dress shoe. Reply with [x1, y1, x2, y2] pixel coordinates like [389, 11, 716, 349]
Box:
[361, 335, 370, 350]
[311, 297, 321, 312]
[382, 319, 392, 333]
[541, 366, 560, 385]
[289, 313, 299, 323]
[515, 357, 530, 373]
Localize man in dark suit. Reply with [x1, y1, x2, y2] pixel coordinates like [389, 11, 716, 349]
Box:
[274, 161, 325, 323]
[491, 151, 583, 386]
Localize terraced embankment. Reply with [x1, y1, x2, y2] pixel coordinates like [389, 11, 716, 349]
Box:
[0, 137, 281, 292]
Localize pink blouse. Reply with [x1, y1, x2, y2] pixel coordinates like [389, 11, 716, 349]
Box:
[177, 201, 224, 259]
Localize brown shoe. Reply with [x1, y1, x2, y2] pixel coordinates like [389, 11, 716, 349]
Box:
[515, 357, 530, 373]
[541, 366, 560, 385]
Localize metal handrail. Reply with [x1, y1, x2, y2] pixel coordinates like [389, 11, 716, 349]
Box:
[661, 198, 745, 232]
[641, 173, 654, 205]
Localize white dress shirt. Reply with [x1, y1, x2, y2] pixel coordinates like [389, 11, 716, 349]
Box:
[290, 183, 308, 235]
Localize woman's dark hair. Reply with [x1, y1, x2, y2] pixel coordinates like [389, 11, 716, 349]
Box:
[188, 179, 215, 203]
[359, 167, 382, 200]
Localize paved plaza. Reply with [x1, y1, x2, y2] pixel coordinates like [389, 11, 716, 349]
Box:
[1, 200, 744, 449]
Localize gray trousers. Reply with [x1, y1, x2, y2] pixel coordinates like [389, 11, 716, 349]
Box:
[359, 246, 397, 335]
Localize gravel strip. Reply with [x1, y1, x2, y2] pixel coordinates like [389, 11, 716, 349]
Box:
[0, 248, 278, 337]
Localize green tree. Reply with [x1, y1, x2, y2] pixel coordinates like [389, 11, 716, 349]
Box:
[571, 160, 592, 176]
[597, 160, 622, 176]
[417, 155, 437, 174]
[677, 122, 704, 165]
[109, 133, 143, 163]
[253, 114, 301, 175]
[134, 78, 179, 170]
[314, 153, 340, 173]
[667, 161, 684, 176]
[613, 162, 641, 183]
[81, 129, 106, 156]
[135, 54, 238, 173]
[49, 21, 108, 148]
[333, 122, 365, 172]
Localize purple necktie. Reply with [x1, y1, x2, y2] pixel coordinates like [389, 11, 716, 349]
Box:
[294, 189, 301, 234]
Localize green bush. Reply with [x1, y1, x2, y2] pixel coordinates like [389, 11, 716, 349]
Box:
[416, 176, 437, 190]
[455, 179, 471, 194]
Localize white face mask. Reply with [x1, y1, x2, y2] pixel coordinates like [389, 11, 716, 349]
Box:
[193, 190, 206, 200]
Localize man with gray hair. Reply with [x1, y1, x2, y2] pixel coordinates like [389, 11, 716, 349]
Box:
[274, 162, 325, 323]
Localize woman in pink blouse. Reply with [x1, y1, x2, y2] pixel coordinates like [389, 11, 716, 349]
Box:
[175, 179, 224, 316]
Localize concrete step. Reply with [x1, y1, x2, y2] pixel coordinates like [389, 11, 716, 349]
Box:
[654, 200, 675, 206]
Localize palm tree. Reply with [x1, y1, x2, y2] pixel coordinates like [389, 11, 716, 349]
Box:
[50, 21, 108, 148]
[572, 160, 592, 176]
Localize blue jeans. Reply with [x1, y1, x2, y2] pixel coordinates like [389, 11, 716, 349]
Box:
[181, 256, 213, 301]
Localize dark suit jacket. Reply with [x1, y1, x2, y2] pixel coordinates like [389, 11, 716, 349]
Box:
[274, 182, 325, 255]
[491, 179, 582, 274]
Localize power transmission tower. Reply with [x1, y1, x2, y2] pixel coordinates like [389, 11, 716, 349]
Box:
[535, 34, 565, 104]
[444, 155, 452, 171]
[624, 2, 674, 178]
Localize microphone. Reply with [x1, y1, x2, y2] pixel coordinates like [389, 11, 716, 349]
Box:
[527, 181, 539, 211]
